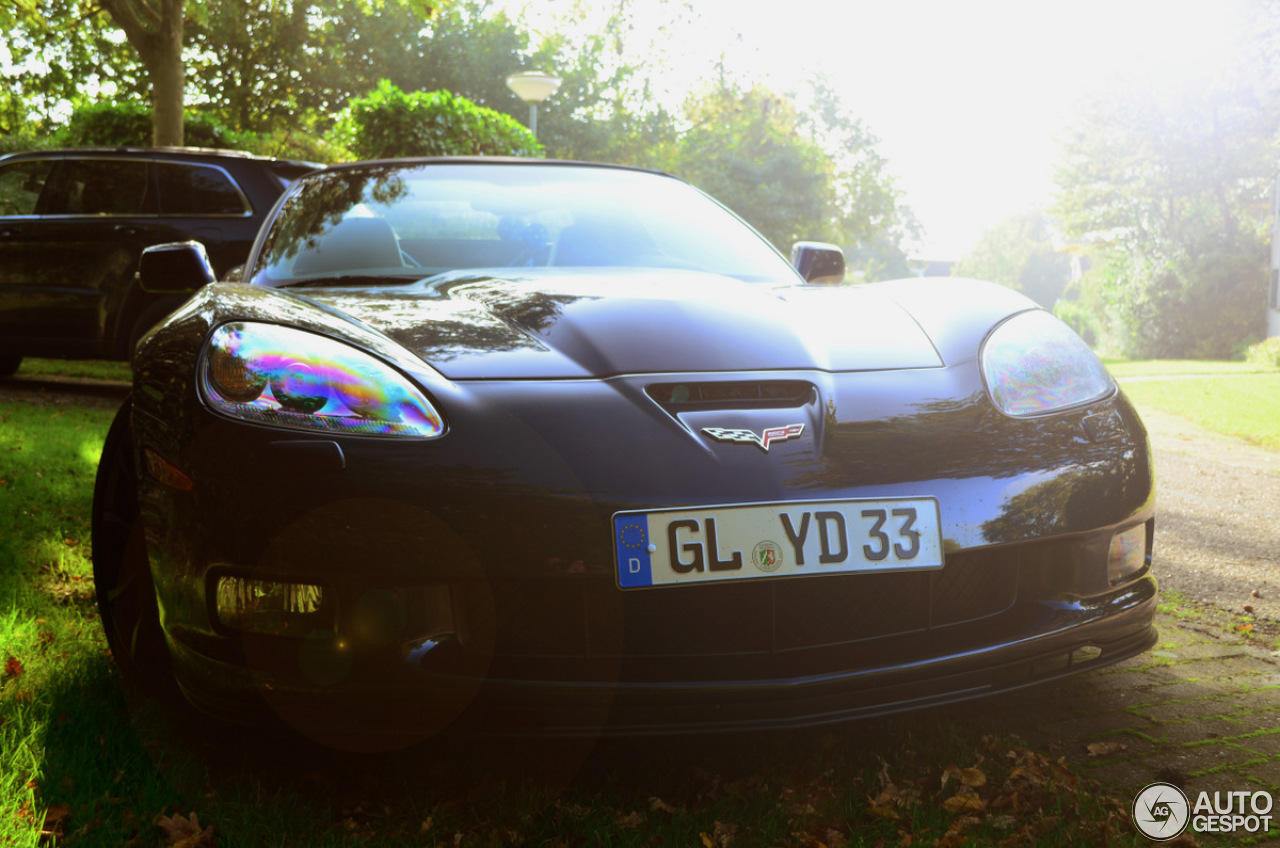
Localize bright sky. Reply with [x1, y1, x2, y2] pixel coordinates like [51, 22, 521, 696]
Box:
[510, 0, 1249, 259]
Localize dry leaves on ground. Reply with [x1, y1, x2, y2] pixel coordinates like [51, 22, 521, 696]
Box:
[156, 811, 216, 848]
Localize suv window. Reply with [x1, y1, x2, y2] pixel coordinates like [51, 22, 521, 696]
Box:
[0, 159, 54, 215]
[158, 162, 250, 216]
[44, 159, 151, 215]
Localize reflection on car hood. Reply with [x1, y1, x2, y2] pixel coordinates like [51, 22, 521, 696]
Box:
[298, 270, 945, 380]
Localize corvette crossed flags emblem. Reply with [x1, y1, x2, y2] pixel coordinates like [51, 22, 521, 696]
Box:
[701, 423, 805, 452]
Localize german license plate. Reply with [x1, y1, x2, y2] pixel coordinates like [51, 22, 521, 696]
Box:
[614, 497, 943, 589]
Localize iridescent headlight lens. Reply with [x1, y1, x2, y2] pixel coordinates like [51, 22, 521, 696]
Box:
[981, 310, 1115, 417]
[200, 322, 445, 437]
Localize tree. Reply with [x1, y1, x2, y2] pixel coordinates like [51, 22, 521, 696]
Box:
[661, 80, 915, 269]
[0, 0, 142, 139]
[1052, 3, 1280, 358]
[667, 84, 833, 250]
[97, 0, 186, 145]
[953, 211, 1071, 308]
[799, 78, 919, 280]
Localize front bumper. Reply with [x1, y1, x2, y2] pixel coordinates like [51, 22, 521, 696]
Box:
[169, 567, 1156, 739]
[131, 362, 1157, 741]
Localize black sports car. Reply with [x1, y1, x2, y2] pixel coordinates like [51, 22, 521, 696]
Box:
[92, 158, 1156, 747]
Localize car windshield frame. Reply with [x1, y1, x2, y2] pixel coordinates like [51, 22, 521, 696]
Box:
[246, 161, 803, 288]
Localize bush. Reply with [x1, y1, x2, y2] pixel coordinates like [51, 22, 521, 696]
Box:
[1246, 336, 1280, 368]
[0, 129, 57, 155]
[1081, 244, 1267, 360]
[345, 80, 541, 160]
[59, 102, 252, 150]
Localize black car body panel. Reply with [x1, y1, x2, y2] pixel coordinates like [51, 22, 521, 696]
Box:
[0, 147, 318, 364]
[99, 158, 1156, 743]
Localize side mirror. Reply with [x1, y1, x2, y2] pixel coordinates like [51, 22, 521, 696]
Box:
[791, 241, 845, 285]
[139, 241, 217, 293]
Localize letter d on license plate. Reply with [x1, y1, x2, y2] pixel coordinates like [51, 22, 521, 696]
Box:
[614, 497, 943, 589]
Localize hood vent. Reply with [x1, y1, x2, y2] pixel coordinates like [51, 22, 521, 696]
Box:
[646, 380, 816, 410]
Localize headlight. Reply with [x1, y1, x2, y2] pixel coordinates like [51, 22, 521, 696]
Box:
[980, 310, 1115, 417]
[200, 322, 446, 437]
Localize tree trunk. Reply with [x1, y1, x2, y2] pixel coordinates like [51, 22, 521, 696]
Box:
[150, 6, 185, 147]
[100, 0, 186, 147]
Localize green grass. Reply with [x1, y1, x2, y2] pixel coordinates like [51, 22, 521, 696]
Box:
[1116, 372, 1280, 451]
[0, 396, 1150, 846]
[14, 358, 131, 383]
[1102, 358, 1279, 379]
[0, 402, 120, 846]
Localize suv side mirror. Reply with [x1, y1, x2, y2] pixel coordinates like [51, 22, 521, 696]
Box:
[791, 241, 845, 285]
[139, 241, 217, 293]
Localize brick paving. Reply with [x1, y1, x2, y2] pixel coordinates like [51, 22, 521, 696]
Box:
[951, 602, 1280, 843]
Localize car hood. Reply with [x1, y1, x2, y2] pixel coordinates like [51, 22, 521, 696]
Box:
[296, 270, 945, 380]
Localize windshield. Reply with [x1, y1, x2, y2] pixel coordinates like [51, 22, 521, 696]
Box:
[248, 162, 801, 287]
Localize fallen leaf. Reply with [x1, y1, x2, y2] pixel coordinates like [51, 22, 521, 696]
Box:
[943, 788, 987, 814]
[41, 803, 71, 836]
[3, 657, 23, 679]
[1086, 741, 1128, 758]
[156, 811, 216, 848]
[614, 810, 644, 829]
[960, 767, 986, 787]
[987, 813, 1017, 830]
[649, 796, 681, 814]
[866, 803, 900, 821]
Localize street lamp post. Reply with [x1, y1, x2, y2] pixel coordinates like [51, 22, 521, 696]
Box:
[505, 71, 562, 139]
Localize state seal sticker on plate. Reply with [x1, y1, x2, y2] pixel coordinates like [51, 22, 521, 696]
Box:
[614, 497, 943, 589]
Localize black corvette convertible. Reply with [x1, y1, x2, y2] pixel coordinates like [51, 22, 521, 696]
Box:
[91, 158, 1156, 745]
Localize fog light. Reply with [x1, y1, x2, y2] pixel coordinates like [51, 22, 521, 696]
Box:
[1108, 524, 1149, 585]
[214, 574, 327, 636]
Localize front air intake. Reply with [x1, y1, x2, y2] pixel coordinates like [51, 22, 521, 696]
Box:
[645, 380, 816, 409]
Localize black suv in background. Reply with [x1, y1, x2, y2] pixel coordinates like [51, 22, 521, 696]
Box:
[0, 147, 319, 376]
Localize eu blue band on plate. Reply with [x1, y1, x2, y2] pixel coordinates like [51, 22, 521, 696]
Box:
[614, 513, 652, 587]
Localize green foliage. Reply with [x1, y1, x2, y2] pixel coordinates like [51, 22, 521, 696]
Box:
[50, 102, 334, 163]
[1247, 336, 1280, 368]
[1052, 12, 1280, 359]
[4, 0, 916, 278]
[1073, 242, 1266, 360]
[0, 130, 57, 156]
[661, 81, 915, 267]
[954, 211, 1071, 308]
[669, 85, 830, 250]
[345, 80, 541, 160]
[59, 101, 248, 149]
[0, 0, 143, 135]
